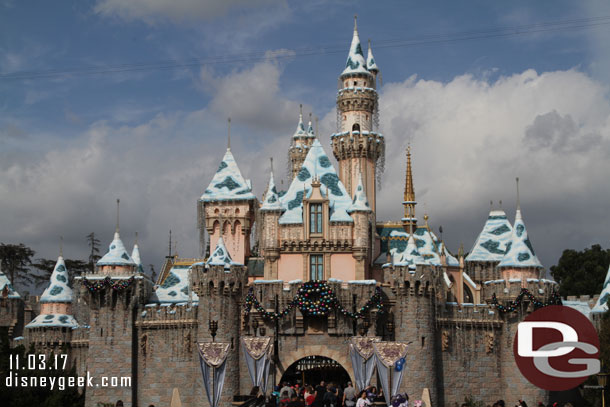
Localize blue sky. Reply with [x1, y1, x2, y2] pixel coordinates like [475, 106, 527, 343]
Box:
[2, 0, 610, 288]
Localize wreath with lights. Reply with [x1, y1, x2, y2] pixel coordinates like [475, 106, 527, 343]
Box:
[83, 276, 135, 292]
[491, 288, 562, 313]
[244, 281, 384, 320]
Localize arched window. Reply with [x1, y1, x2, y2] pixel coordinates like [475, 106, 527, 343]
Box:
[463, 284, 474, 303]
[310, 204, 322, 234]
[352, 123, 360, 132]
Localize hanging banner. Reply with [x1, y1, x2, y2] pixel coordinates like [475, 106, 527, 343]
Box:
[241, 337, 273, 393]
[373, 342, 408, 406]
[198, 342, 231, 407]
[349, 337, 380, 391]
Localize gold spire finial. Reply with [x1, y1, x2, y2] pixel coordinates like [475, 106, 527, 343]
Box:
[59, 236, 63, 257]
[115, 198, 120, 233]
[402, 143, 417, 233]
[227, 118, 231, 150]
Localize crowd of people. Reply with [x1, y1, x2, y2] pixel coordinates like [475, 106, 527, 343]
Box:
[264, 381, 386, 407]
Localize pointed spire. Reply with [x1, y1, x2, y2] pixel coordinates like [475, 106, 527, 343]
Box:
[498, 203, 543, 269]
[293, 105, 306, 138]
[40, 255, 74, 303]
[227, 117, 231, 150]
[516, 177, 521, 210]
[348, 171, 371, 212]
[261, 158, 281, 211]
[341, 15, 369, 77]
[307, 113, 315, 137]
[131, 232, 142, 270]
[366, 39, 379, 72]
[59, 235, 63, 258]
[206, 237, 241, 269]
[115, 198, 120, 234]
[402, 144, 417, 233]
[592, 263, 610, 313]
[466, 207, 513, 262]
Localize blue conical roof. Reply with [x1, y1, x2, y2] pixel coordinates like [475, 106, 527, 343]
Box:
[200, 149, 255, 202]
[466, 209, 513, 262]
[206, 237, 241, 269]
[366, 41, 379, 72]
[498, 209, 543, 269]
[40, 255, 73, 303]
[293, 113, 307, 138]
[279, 139, 352, 224]
[97, 232, 136, 267]
[347, 172, 371, 213]
[261, 170, 281, 211]
[341, 21, 370, 77]
[307, 119, 315, 137]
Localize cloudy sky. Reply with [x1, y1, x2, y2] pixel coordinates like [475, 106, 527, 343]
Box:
[2, 0, 610, 288]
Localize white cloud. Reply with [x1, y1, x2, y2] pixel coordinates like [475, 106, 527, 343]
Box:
[94, 0, 281, 23]
[376, 69, 610, 267]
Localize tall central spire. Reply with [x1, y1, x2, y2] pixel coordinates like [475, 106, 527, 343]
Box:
[402, 145, 417, 233]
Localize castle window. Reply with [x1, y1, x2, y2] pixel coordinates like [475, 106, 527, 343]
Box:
[310, 254, 323, 281]
[310, 204, 323, 234]
[352, 123, 360, 132]
[354, 81, 357, 86]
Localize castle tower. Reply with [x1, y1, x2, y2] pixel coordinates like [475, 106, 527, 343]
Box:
[79, 202, 151, 407]
[259, 164, 282, 279]
[25, 252, 78, 350]
[288, 107, 316, 179]
[347, 172, 372, 279]
[131, 233, 144, 274]
[332, 17, 384, 212]
[199, 144, 257, 264]
[402, 146, 417, 233]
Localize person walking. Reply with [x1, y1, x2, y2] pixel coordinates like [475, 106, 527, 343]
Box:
[313, 381, 326, 407]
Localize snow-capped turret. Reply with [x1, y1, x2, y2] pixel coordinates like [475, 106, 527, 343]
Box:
[0, 266, 20, 299]
[592, 263, 610, 313]
[260, 167, 281, 211]
[366, 39, 379, 73]
[347, 172, 371, 213]
[26, 252, 78, 329]
[40, 255, 73, 303]
[199, 148, 256, 202]
[293, 111, 307, 138]
[341, 16, 370, 78]
[394, 234, 426, 267]
[97, 231, 136, 267]
[466, 208, 513, 262]
[131, 235, 144, 273]
[307, 117, 315, 138]
[497, 208, 543, 269]
[206, 237, 241, 269]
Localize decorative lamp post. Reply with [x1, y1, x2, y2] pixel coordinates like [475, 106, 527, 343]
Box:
[209, 319, 218, 342]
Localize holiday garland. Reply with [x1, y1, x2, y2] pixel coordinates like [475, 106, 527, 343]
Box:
[83, 276, 135, 292]
[244, 281, 384, 320]
[491, 288, 562, 313]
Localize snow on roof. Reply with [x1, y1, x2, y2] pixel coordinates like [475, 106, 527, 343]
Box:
[592, 264, 610, 313]
[0, 267, 20, 299]
[347, 172, 371, 213]
[393, 234, 426, 266]
[149, 266, 199, 304]
[341, 21, 370, 77]
[366, 41, 379, 72]
[563, 300, 593, 320]
[498, 209, 543, 269]
[97, 232, 136, 267]
[26, 313, 78, 329]
[131, 243, 144, 273]
[199, 149, 256, 202]
[292, 113, 307, 138]
[307, 119, 315, 137]
[40, 256, 73, 303]
[466, 209, 513, 262]
[206, 237, 242, 269]
[279, 139, 353, 224]
[439, 241, 459, 267]
[260, 170, 282, 211]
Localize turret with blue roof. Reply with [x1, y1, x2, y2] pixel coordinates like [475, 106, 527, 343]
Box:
[280, 139, 353, 224]
[347, 172, 371, 213]
[466, 206, 513, 263]
[131, 233, 144, 273]
[205, 237, 241, 270]
[199, 148, 255, 203]
[261, 162, 282, 212]
[341, 16, 371, 78]
[591, 264, 610, 314]
[26, 245, 78, 329]
[497, 179, 543, 270]
[366, 39, 379, 73]
[0, 266, 21, 299]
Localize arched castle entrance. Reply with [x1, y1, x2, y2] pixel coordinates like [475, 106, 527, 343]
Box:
[280, 356, 351, 387]
[278, 345, 354, 386]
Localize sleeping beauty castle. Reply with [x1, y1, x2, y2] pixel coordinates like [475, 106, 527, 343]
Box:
[1, 18, 608, 407]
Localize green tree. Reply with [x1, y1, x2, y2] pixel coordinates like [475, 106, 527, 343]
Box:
[0, 243, 36, 289]
[550, 244, 610, 297]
